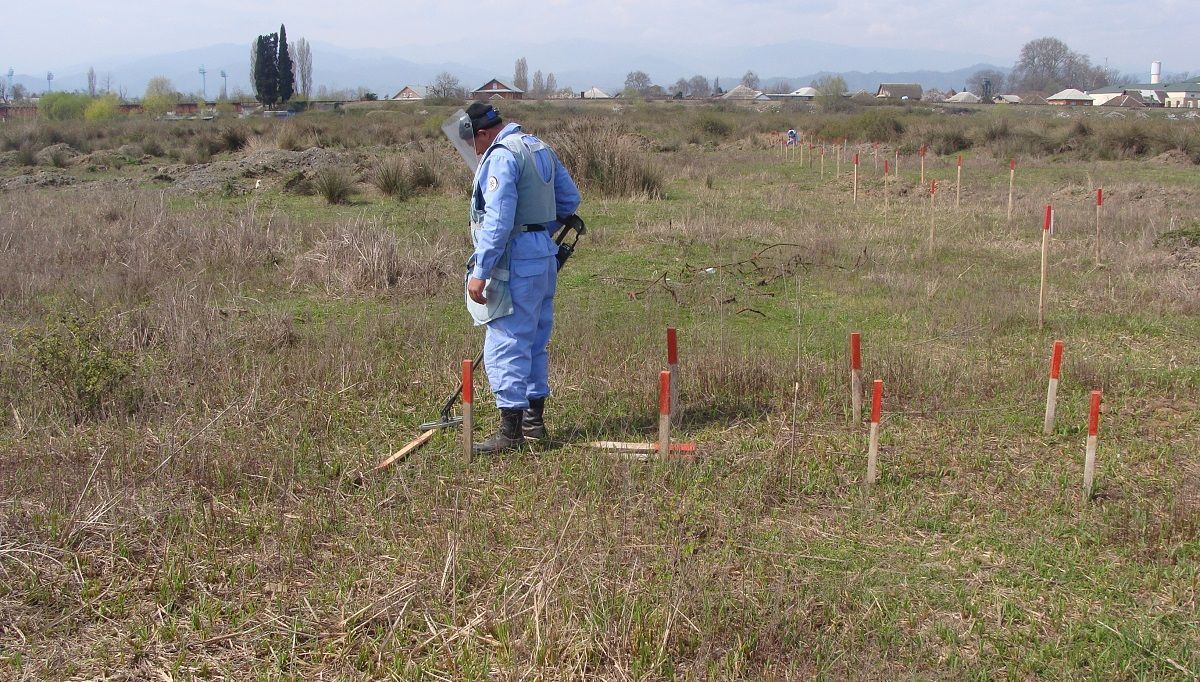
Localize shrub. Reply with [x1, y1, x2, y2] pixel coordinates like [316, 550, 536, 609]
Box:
[312, 166, 356, 204]
[84, 95, 123, 122]
[140, 138, 165, 157]
[16, 144, 37, 166]
[551, 119, 665, 199]
[851, 109, 905, 142]
[218, 125, 248, 152]
[38, 92, 92, 121]
[408, 151, 442, 190]
[21, 313, 136, 420]
[369, 156, 413, 198]
[696, 113, 733, 139]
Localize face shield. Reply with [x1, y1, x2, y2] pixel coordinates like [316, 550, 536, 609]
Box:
[441, 109, 479, 172]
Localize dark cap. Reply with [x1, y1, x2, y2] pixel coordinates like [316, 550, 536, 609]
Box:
[466, 102, 503, 133]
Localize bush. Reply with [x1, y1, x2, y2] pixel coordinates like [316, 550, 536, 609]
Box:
[850, 109, 905, 142]
[369, 156, 413, 199]
[312, 166, 356, 204]
[38, 92, 92, 121]
[84, 94, 123, 122]
[21, 313, 137, 420]
[551, 119, 664, 199]
[218, 125, 248, 152]
[696, 113, 733, 139]
[16, 144, 37, 166]
[408, 151, 443, 190]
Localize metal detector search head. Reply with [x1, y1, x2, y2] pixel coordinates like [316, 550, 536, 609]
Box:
[441, 109, 480, 171]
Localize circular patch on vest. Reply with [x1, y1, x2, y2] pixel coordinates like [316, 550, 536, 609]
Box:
[486, 176, 499, 192]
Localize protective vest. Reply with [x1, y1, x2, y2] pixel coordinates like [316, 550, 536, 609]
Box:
[465, 132, 558, 326]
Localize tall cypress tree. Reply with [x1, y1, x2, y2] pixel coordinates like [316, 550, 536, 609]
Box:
[277, 24, 294, 104]
[261, 32, 279, 106]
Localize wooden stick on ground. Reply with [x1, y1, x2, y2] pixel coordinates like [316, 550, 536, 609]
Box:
[1043, 340, 1064, 435]
[375, 429, 436, 471]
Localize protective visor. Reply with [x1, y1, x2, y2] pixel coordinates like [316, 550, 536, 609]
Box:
[441, 109, 479, 171]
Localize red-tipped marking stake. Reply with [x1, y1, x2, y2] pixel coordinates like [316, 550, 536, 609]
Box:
[956, 154, 963, 209]
[866, 379, 883, 484]
[658, 370, 671, 459]
[1007, 159, 1017, 221]
[919, 145, 927, 184]
[1095, 188, 1104, 265]
[1043, 340, 1064, 434]
[461, 359, 474, 464]
[1039, 205, 1052, 330]
[1084, 390, 1102, 498]
[667, 327, 679, 422]
[850, 332, 863, 423]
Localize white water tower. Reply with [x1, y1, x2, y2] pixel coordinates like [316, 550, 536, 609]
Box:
[1151, 61, 1162, 84]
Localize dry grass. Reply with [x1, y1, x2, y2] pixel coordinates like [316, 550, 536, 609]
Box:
[1, 106, 1199, 679]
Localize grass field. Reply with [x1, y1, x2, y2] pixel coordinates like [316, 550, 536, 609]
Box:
[1, 102, 1199, 679]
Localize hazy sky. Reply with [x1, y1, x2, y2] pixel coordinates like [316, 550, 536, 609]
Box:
[9, 0, 1197, 74]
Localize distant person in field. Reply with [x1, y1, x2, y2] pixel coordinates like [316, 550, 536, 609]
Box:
[460, 103, 582, 454]
[787, 129, 798, 146]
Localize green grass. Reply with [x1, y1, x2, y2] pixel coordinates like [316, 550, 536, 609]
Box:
[1, 107, 1198, 679]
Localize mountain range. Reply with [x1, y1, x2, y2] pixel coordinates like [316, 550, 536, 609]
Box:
[6, 39, 1014, 99]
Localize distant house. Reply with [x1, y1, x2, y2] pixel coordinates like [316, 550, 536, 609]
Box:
[721, 84, 769, 101]
[1088, 84, 1163, 107]
[945, 91, 981, 103]
[1101, 94, 1145, 108]
[580, 86, 611, 99]
[472, 79, 524, 101]
[875, 83, 922, 100]
[1046, 88, 1093, 106]
[993, 94, 1022, 104]
[1163, 81, 1200, 108]
[768, 86, 818, 101]
[391, 86, 423, 101]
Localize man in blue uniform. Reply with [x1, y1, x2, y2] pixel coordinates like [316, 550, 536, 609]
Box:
[457, 102, 581, 454]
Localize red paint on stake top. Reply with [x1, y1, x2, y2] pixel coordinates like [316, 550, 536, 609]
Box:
[1010, 159, 1016, 171]
[1088, 390, 1102, 436]
[884, 160, 890, 175]
[854, 153, 859, 165]
[931, 180, 938, 195]
[871, 380, 883, 423]
[1097, 188, 1103, 206]
[920, 145, 926, 157]
[462, 359, 473, 404]
[957, 154, 963, 168]
[850, 332, 862, 370]
[659, 370, 671, 415]
[667, 327, 678, 364]
[1050, 340, 1064, 379]
[1043, 205, 1053, 231]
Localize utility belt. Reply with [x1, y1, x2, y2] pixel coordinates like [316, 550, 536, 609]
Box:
[519, 223, 547, 232]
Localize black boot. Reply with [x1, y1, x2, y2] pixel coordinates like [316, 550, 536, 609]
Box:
[473, 407, 524, 455]
[522, 397, 547, 441]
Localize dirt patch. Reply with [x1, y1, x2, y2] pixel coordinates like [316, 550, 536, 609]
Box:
[156, 147, 352, 193]
[0, 170, 79, 190]
[1149, 149, 1196, 166]
[34, 143, 81, 166]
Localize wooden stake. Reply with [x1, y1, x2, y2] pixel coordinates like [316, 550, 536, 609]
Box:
[667, 327, 679, 423]
[1039, 205, 1052, 331]
[853, 153, 859, 203]
[894, 148, 900, 176]
[461, 359, 473, 464]
[866, 379, 882, 484]
[1043, 340, 1064, 435]
[928, 180, 938, 253]
[883, 159, 890, 212]
[836, 146, 842, 178]
[820, 147, 825, 178]
[919, 145, 926, 185]
[1007, 159, 1016, 222]
[374, 429, 436, 471]
[1095, 188, 1103, 265]
[873, 142, 879, 171]
[658, 370, 671, 459]
[955, 154, 962, 209]
[1083, 390, 1102, 499]
[850, 332, 863, 423]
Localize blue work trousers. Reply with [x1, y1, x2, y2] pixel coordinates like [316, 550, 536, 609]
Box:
[484, 255, 556, 408]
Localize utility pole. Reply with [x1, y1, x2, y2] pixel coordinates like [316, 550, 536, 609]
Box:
[219, 70, 228, 100]
[199, 65, 207, 103]
[46, 71, 53, 92]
